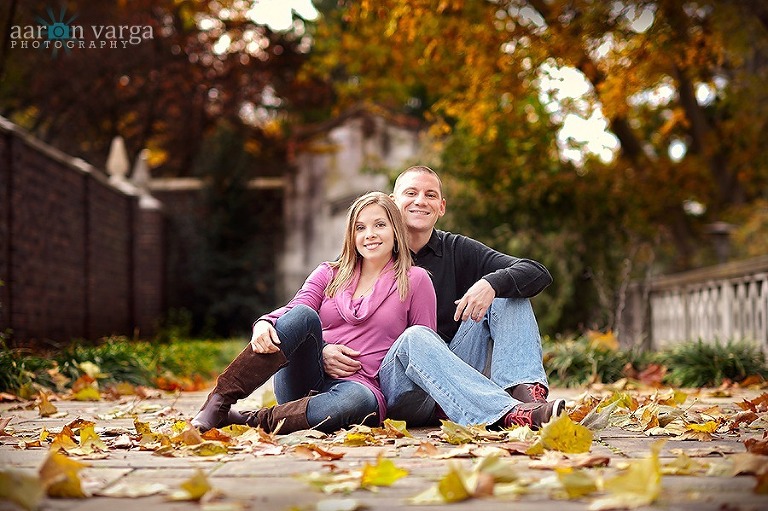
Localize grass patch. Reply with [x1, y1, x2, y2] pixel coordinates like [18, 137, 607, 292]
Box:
[0, 337, 245, 396]
[542, 335, 767, 388]
[3, 335, 767, 396]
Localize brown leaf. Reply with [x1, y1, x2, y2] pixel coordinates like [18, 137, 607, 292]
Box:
[292, 444, 345, 461]
[744, 437, 768, 456]
[415, 441, 440, 457]
[730, 453, 768, 476]
[637, 364, 667, 387]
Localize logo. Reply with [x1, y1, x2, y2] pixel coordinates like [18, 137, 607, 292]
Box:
[9, 4, 154, 56]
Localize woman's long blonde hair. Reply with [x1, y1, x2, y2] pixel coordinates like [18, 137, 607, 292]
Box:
[326, 191, 413, 300]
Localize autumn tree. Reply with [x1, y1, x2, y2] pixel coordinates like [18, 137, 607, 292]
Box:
[307, 0, 768, 333]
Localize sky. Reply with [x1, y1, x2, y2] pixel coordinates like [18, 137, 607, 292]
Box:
[247, 0, 318, 32]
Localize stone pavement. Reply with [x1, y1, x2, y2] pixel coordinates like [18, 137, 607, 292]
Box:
[1, 386, 767, 511]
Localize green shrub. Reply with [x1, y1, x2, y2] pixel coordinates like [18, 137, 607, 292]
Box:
[543, 335, 629, 387]
[659, 338, 768, 387]
[0, 336, 246, 395]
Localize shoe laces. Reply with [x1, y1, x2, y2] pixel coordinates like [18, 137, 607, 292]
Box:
[530, 383, 548, 402]
[504, 406, 534, 427]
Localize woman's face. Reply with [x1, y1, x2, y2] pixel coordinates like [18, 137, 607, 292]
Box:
[354, 203, 395, 264]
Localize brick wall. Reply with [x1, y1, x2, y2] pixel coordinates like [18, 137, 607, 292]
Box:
[0, 117, 165, 345]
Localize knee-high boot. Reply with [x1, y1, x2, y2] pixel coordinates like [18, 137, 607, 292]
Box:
[191, 346, 288, 432]
[234, 396, 312, 434]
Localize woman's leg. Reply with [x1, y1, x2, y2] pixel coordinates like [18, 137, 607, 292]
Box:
[192, 304, 324, 432]
[238, 380, 378, 435]
[305, 380, 379, 433]
[271, 305, 326, 403]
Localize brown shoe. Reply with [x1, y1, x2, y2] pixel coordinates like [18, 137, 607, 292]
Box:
[502, 399, 566, 429]
[236, 396, 312, 434]
[507, 382, 549, 403]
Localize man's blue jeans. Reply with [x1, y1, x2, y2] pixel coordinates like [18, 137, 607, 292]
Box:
[270, 305, 378, 431]
[378, 298, 548, 426]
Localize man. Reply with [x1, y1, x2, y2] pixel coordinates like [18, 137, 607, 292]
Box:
[320, 165, 562, 428]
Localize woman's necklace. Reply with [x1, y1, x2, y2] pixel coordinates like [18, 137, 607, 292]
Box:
[353, 266, 385, 299]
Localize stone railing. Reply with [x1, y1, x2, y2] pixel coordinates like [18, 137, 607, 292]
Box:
[619, 256, 768, 352]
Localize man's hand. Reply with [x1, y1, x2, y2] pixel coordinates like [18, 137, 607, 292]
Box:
[454, 279, 496, 322]
[322, 344, 362, 378]
[250, 320, 281, 353]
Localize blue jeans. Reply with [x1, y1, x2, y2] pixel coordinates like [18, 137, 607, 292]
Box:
[378, 298, 548, 426]
[270, 305, 378, 432]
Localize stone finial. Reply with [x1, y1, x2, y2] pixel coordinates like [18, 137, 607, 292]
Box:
[131, 148, 151, 193]
[106, 136, 129, 182]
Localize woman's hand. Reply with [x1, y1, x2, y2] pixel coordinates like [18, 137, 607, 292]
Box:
[322, 344, 362, 378]
[250, 320, 281, 353]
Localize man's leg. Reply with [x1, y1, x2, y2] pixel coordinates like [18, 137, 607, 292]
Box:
[379, 326, 518, 426]
[449, 298, 548, 394]
[378, 327, 439, 426]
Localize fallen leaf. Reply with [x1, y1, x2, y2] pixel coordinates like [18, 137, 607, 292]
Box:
[293, 444, 344, 461]
[589, 439, 664, 510]
[382, 418, 412, 438]
[730, 452, 768, 476]
[0, 469, 45, 510]
[37, 392, 58, 417]
[556, 467, 599, 498]
[745, 437, 768, 455]
[360, 457, 408, 488]
[167, 469, 212, 501]
[537, 414, 593, 453]
[38, 450, 90, 498]
[414, 441, 440, 457]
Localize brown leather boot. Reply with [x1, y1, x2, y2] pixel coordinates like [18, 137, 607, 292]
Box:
[191, 346, 288, 432]
[237, 396, 312, 434]
[507, 382, 549, 403]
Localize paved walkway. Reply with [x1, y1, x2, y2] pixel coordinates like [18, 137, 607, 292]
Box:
[1, 386, 767, 510]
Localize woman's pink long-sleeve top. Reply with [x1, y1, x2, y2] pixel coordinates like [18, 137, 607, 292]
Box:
[259, 259, 437, 421]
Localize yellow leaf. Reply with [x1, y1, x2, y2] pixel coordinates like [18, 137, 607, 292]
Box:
[37, 392, 58, 418]
[38, 451, 89, 498]
[190, 441, 229, 456]
[539, 414, 593, 453]
[382, 418, 412, 438]
[440, 420, 477, 444]
[556, 467, 599, 498]
[587, 330, 619, 351]
[78, 424, 108, 453]
[72, 386, 101, 402]
[360, 458, 408, 488]
[437, 465, 472, 503]
[686, 421, 719, 433]
[0, 469, 45, 511]
[589, 440, 664, 510]
[343, 431, 376, 446]
[167, 469, 211, 501]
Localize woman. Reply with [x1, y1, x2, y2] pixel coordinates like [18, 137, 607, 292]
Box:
[191, 192, 437, 433]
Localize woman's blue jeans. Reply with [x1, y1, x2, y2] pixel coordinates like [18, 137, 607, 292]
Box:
[378, 298, 548, 426]
[270, 305, 378, 432]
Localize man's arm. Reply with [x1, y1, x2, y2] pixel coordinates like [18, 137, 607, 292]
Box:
[452, 234, 552, 321]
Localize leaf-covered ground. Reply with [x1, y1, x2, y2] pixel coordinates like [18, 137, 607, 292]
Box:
[1, 380, 767, 511]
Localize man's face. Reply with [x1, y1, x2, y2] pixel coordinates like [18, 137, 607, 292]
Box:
[392, 171, 446, 234]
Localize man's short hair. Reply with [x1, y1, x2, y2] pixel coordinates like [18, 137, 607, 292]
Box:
[394, 165, 443, 197]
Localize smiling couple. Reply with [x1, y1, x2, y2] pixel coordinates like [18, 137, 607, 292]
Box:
[191, 166, 565, 434]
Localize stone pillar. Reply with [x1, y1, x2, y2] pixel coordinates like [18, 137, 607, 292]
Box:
[131, 150, 164, 337]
